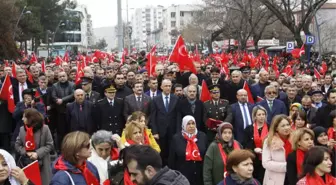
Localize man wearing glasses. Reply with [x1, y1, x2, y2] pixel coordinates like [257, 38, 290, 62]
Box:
[257, 85, 287, 124]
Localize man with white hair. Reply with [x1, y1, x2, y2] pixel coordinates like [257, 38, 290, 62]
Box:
[257, 85, 287, 124]
[66, 89, 96, 134]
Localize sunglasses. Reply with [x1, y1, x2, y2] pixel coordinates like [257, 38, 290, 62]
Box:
[267, 91, 277, 95]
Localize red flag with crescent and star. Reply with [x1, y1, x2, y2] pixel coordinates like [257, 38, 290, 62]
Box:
[0, 75, 15, 113]
[168, 35, 197, 74]
[25, 125, 36, 151]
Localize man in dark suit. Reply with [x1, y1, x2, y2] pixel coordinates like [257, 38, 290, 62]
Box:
[150, 79, 181, 165]
[251, 69, 270, 100]
[241, 66, 256, 85]
[94, 84, 125, 135]
[230, 89, 253, 143]
[66, 89, 96, 134]
[257, 85, 287, 124]
[81, 76, 101, 104]
[11, 69, 35, 105]
[179, 85, 204, 132]
[314, 89, 336, 129]
[321, 73, 332, 95]
[301, 95, 318, 127]
[114, 72, 133, 100]
[145, 77, 161, 99]
[206, 67, 229, 100]
[124, 82, 151, 119]
[280, 84, 301, 112]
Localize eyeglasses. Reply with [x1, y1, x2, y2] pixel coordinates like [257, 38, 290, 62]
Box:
[211, 92, 220, 94]
[267, 91, 277, 95]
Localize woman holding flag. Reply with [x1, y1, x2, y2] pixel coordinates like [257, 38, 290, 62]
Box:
[14, 108, 53, 185]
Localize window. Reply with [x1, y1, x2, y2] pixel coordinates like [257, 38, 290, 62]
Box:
[180, 11, 184, 17]
[171, 12, 176, 18]
[180, 20, 184, 26]
[171, 21, 176, 27]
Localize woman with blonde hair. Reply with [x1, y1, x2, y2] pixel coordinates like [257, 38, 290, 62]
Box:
[286, 128, 314, 185]
[262, 115, 292, 185]
[123, 121, 144, 146]
[242, 105, 268, 184]
[50, 131, 100, 185]
[121, 111, 160, 152]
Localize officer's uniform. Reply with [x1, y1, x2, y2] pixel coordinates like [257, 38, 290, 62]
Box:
[203, 85, 232, 142]
[93, 84, 125, 135]
[81, 76, 101, 104]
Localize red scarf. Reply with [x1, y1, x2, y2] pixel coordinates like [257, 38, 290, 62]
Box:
[306, 173, 336, 185]
[279, 136, 292, 158]
[327, 128, 335, 140]
[218, 141, 240, 172]
[296, 149, 305, 177]
[127, 139, 139, 145]
[253, 123, 268, 159]
[183, 133, 202, 161]
[76, 161, 99, 185]
[143, 130, 150, 145]
[124, 169, 136, 185]
[25, 125, 36, 151]
[110, 147, 119, 160]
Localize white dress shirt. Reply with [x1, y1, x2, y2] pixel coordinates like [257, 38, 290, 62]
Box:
[238, 102, 252, 129]
[18, 82, 28, 102]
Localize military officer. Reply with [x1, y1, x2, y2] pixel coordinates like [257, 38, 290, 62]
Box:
[81, 76, 101, 104]
[93, 83, 125, 135]
[241, 66, 256, 85]
[203, 84, 232, 142]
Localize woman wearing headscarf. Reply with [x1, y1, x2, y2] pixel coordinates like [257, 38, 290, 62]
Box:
[313, 126, 336, 176]
[286, 128, 314, 185]
[14, 108, 53, 185]
[168, 115, 207, 185]
[88, 130, 125, 185]
[0, 149, 31, 185]
[203, 122, 241, 185]
[242, 106, 268, 184]
[289, 103, 302, 121]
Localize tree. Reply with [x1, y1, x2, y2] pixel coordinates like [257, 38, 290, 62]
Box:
[92, 38, 108, 50]
[258, 0, 328, 47]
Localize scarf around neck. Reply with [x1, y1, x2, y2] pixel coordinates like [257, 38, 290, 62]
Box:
[76, 161, 99, 185]
[306, 172, 336, 185]
[296, 149, 305, 177]
[182, 133, 202, 161]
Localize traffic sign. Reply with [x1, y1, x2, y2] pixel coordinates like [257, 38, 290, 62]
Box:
[306, 35, 315, 45]
[286, 41, 294, 53]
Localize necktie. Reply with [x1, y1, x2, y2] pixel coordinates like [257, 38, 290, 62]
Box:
[165, 96, 169, 112]
[137, 96, 141, 102]
[86, 93, 90, 100]
[80, 104, 83, 111]
[191, 103, 195, 114]
[110, 101, 113, 107]
[20, 83, 24, 93]
[242, 103, 250, 129]
[269, 101, 273, 111]
[152, 93, 155, 99]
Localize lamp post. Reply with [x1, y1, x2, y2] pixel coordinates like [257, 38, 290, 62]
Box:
[13, 6, 31, 40]
[50, 21, 66, 54]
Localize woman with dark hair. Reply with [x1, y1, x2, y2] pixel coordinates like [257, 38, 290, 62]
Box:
[262, 115, 292, 185]
[121, 111, 160, 152]
[216, 150, 260, 185]
[286, 128, 314, 185]
[15, 108, 53, 185]
[203, 122, 241, 185]
[168, 115, 208, 185]
[291, 111, 308, 130]
[313, 126, 336, 176]
[242, 106, 268, 184]
[327, 110, 336, 143]
[50, 131, 100, 185]
[296, 146, 336, 185]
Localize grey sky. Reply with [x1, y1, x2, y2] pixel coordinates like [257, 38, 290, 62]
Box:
[77, 0, 202, 28]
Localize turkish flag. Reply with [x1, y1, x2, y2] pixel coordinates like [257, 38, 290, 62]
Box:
[41, 60, 46, 73]
[0, 75, 15, 113]
[200, 80, 211, 102]
[12, 63, 17, 78]
[25, 69, 34, 83]
[29, 53, 37, 64]
[168, 36, 197, 74]
[75, 61, 84, 85]
[63, 51, 70, 63]
[314, 68, 321, 80]
[23, 160, 42, 185]
[283, 65, 293, 77]
[321, 62, 328, 75]
[243, 81, 254, 104]
[291, 44, 305, 59]
[193, 44, 201, 62]
[256, 96, 264, 102]
[54, 56, 63, 66]
[121, 48, 129, 64]
[146, 45, 157, 77]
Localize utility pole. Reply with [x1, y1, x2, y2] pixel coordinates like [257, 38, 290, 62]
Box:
[117, 0, 123, 52]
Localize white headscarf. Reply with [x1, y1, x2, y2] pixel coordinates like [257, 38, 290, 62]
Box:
[181, 115, 198, 138]
[0, 149, 20, 185]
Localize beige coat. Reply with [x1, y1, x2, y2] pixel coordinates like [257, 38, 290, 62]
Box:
[262, 136, 287, 185]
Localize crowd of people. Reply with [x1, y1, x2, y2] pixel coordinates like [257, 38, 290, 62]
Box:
[0, 52, 336, 185]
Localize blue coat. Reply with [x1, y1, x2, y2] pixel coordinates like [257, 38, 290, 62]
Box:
[257, 99, 287, 124]
[230, 102, 253, 143]
[50, 157, 100, 185]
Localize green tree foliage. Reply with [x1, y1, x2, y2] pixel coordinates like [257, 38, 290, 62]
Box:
[92, 38, 108, 50]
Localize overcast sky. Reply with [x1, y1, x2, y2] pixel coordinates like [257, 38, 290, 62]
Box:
[77, 0, 203, 28]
